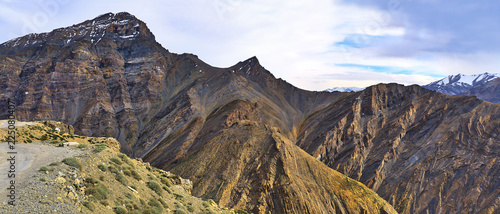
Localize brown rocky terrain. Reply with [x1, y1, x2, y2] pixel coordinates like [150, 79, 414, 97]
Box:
[0, 122, 231, 214]
[297, 83, 500, 213]
[0, 12, 498, 214]
[147, 99, 396, 214]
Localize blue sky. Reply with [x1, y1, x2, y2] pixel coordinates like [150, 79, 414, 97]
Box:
[0, 0, 499, 91]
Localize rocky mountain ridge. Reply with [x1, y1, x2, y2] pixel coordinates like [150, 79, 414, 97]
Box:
[0, 12, 396, 214]
[0, 12, 498, 214]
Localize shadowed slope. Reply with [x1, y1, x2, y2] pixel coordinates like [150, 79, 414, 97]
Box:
[146, 99, 397, 214]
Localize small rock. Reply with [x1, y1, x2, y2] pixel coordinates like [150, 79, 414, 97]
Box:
[55, 177, 66, 184]
[67, 192, 75, 200]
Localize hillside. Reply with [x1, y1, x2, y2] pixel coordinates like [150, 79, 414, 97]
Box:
[297, 84, 500, 213]
[0, 121, 234, 214]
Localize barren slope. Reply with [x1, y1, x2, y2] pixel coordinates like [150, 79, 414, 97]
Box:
[297, 83, 500, 213]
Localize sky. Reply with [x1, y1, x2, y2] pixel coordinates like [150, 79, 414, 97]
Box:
[0, 0, 499, 91]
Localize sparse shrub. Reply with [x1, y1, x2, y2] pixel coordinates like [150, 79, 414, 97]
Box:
[175, 209, 187, 214]
[49, 162, 60, 166]
[114, 206, 127, 214]
[98, 164, 107, 172]
[202, 201, 210, 207]
[100, 200, 109, 206]
[125, 192, 133, 199]
[49, 140, 60, 144]
[161, 177, 173, 187]
[159, 199, 168, 208]
[77, 143, 88, 148]
[110, 157, 123, 165]
[140, 198, 146, 206]
[39, 178, 46, 182]
[116, 172, 127, 186]
[187, 204, 194, 212]
[83, 201, 95, 211]
[162, 185, 172, 194]
[39, 166, 49, 172]
[123, 170, 131, 176]
[108, 165, 119, 174]
[173, 193, 184, 200]
[85, 177, 99, 184]
[130, 170, 141, 181]
[99, 175, 105, 181]
[62, 157, 81, 169]
[235, 210, 249, 214]
[85, 183, 109, 200]
[147, 181, 162, 195]
[148, 198, 163, 210]
[204, 209, 216, 214]
[94, 143, 107, 153]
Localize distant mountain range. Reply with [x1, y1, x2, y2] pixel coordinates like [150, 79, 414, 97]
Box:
[325, 87, 365, 92]
[422, 73, 500, 103]
[326, 73, 499, 103]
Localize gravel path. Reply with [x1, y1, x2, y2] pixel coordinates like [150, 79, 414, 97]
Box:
[0, 142, 83, 213]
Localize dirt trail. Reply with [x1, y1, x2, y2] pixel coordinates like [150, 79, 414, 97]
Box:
[0, 142, 82, 205]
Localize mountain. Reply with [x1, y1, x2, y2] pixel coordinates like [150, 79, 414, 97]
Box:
[0, 12, 498, 214]
[297, 84, 500, 213]
[422, 73, 500, 103]
[461, 77, 500, 104]
[325, 87, 365, 93]
[0, 12, 396, 214]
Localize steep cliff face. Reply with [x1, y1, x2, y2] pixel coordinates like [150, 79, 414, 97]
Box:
[297, 83, 500, 214]
[0, 12, 171, 153]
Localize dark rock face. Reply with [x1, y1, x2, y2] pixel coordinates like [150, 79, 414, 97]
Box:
[0, 12, 498, 214]
[297, 83, 500, 214]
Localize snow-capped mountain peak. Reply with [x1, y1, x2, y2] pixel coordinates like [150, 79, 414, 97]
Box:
[325, 87, 365, 93]
[423, 72, 499, 95]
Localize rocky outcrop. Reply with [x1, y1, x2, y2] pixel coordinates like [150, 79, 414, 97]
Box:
[297, 83, 500, 214]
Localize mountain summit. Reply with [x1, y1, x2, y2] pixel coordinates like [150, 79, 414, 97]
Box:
[0, 12, 154, 55]
[423, 72, 499, 95]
